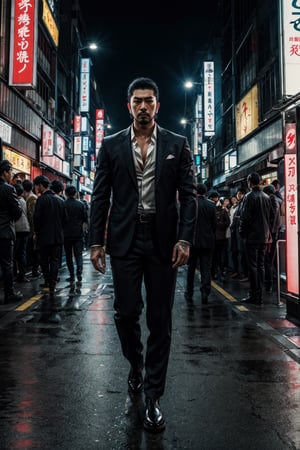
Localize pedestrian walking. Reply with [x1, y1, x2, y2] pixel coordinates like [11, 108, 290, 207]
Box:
[184, 183, 216, 304]
[63, 185, 88, 284]
[13, 182, 30, 282]
[239, 172, 271, 305]
[33, 175, 67, 298]
[263, 184, 281, 293]
[230, 188, 248, 280]
[0, 159, 23, 303]
[22, 179, 41, 279]
[227, 194, 238, 274]
[79, 192, 90, 250]
[89, 77, 197, 433]
[209, 190, 230, 282]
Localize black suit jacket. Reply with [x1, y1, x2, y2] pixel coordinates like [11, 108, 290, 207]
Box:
[193, 196, 217, 249]
[34, 190, 67, 247]
[89, 125, 197, 261]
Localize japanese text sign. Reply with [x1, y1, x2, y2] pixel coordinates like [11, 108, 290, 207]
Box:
[9, 0, 38, 87]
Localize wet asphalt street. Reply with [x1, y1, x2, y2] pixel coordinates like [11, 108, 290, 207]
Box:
[0, 252, 300, 449]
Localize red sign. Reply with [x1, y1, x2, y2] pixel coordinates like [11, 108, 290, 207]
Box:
[96, 109, 105, 120]
[9, 0, 38, 87]
[95, 109, 105, 154]
[285, 154, 299, 295]
[73, 115, 81, 134]
[285, 123, 296, 153]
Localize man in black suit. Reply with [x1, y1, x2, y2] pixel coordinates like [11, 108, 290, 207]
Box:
[63, 185, 88, 284]
[239, 172, 271, 305]
[90, 77, 197, 433]
[33, 176, 67, 298]
[184, 183, 216, 304]
[0, 159, 23, 303]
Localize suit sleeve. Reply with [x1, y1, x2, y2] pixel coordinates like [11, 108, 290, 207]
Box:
[177, 138, 197, 243]
[89, 141, 112, 246]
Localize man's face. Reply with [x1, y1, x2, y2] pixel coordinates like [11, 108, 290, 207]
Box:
[211, 196, 219, 204]
[127, 89, 160, 125]
[11, 175, 22, 185]
[3, 167, 13, 183]
[34, 183, 43, 194]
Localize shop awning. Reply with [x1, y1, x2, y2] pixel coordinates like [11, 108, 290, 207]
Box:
[225, 153, 277, 184]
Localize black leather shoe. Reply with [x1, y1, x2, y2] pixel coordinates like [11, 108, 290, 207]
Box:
[127, 369, 143, 394]
[143, 398, 165, 433]
[241, 296, 263, 305]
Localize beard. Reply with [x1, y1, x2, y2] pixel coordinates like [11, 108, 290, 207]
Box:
[138, 117, 150, 125]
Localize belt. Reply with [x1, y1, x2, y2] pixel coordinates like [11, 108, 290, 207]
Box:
[137, 213, 155, 223]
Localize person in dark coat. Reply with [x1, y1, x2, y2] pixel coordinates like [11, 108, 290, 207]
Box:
[184, 183, 216, 303]
[63, 185, 88, 284]
[209, 190, 230, 282]
[230, 188, 248, 281]
[239, 172, 271, 305]
[33, 175, 67, 297]
[263, 184, 281, 293]
[89, 77, 197, 432]
[0, 159, 23, 303]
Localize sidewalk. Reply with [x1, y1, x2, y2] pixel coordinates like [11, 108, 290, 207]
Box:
[205, 271, 300, 364]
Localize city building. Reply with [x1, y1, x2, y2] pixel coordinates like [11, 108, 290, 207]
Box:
[0, 0, 106, 199]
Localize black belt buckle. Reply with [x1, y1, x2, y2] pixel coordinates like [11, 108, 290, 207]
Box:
[139, 214, 152, 223]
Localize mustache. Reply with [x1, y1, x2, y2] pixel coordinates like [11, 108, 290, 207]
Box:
[129, 112, 158, 120]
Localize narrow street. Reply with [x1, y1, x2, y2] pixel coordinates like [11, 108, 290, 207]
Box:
[0, 252, 300, 449]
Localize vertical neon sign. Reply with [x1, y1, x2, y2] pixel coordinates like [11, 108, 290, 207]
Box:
[9, 0, 38, 87]
[285, 122, 299, 295]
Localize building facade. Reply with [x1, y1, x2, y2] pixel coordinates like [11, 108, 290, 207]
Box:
[0, 0, 104, 198]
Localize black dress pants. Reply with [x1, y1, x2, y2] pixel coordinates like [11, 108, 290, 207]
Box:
[244, 241, 266, 301]
[110, 219, 177, 400]
[39, 244, 61, 288]
[64, 238, 83, 278]
[186, 246, 214, 297]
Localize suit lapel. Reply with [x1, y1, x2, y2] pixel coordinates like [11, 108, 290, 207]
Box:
[120, 127, 138, 189]
[155, 127, 169, 184]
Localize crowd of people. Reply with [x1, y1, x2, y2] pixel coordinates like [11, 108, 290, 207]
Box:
[0, 163, 90, 302]
[184, 175, 284, 306]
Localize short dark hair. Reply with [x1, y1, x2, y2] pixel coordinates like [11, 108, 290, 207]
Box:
[33, 175, 50, 187]
[263, 184, 275, 195]
[0, 159, 12, 175]
[197, 183, 207, 196]
[22, 179, 33, 192]
[51, 180, 64, 194]
[271, 179, 280, 188]
[236, 188, 246, 195]
[14, 182, 24, 196]
[247, 172, 261, 185]
[208, 190, 219, 199]
[127, 77, 159, 102]
[65, 185, 77, 197]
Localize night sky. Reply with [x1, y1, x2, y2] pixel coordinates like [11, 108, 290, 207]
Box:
[78, 2, 221, 135]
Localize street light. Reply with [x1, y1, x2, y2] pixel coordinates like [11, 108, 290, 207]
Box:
[184, 80, 202, 89]
[79, 42, 99, 54]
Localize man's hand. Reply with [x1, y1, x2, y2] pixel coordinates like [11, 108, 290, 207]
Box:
[172, 241, 190, 268]
[90, 246, 106, 274]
